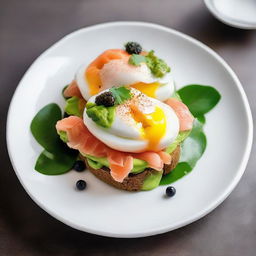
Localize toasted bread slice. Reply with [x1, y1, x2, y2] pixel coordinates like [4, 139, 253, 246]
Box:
[81, 146, 180, 191]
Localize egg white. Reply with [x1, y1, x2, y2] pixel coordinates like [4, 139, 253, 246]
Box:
[83, 89, 179, 153]
[75, 63, 91, 101]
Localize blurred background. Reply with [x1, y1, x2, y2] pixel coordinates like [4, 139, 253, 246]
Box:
[0, 0, 255, 255]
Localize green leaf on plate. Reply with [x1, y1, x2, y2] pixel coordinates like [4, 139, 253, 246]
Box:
[197, 115, 206, 124]
[35, 148, 77, 175]
[179, 118, 206, 168]
[178, 84, 221, 117]
[160, 117, 206, 185]
[31, 103, 62, 153]
[160, 162, 192, 185]
[31, 103, 78, 175]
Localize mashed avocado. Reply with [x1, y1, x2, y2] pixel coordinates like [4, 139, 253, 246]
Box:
[145, 50, 171, 78]
[128, 50, 171, 78]
[86, 103, 115, 128]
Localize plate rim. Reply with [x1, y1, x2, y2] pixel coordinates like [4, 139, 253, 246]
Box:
[6, 21, 254, 238]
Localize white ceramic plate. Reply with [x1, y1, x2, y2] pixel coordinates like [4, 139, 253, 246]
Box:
[7, 22, 253, 238]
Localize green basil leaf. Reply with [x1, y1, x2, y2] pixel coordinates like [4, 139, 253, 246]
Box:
[178, 85, 221, 117]
[30, 103, 62, 153]
[109, 86, 132, 105]
[35, 148, 77, 175]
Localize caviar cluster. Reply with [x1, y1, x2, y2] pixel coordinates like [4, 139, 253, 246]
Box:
[95, 91, 115, 107]
[125, 42, 142, 54]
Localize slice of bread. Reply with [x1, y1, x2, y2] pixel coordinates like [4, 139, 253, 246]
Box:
[81, 145, 180, 191]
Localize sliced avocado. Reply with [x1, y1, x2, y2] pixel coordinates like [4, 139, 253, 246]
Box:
[87, 158, 103, 169]
[86, 155, 109, 167]
[58, 131, 68, 143]
[65, 96, 85, 117]
[85, 154, 148, 174]
[165, 130, 191, 154]
[142, 170, 163, 191]
[131, 159, 148, 174]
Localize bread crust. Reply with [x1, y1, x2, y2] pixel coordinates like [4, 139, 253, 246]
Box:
[81, 145, 180, 191]
[163, 145, 180, 175]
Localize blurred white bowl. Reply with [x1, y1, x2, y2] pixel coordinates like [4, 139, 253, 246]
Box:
[204, 0, 256, 29]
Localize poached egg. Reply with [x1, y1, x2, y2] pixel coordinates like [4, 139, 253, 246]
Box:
[83, 88, 179, 153]
[75, 49, 175, 102]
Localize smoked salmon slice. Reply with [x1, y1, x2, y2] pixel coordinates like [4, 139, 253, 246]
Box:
[56, 116, 171, 182]
[107, 149, 134, 182]
[165, 98, 194, 131]
[132, 151, 170, 171]
[64, 49, 130, 99]
[63, 80, 83, 98]
[86, 49, 130, 95]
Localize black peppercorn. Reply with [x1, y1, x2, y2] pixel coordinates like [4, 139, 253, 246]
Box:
[76, 180, 87, 190]
[166, 186, 176, 197]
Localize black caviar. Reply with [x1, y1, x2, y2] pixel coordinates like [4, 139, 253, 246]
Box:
[166, 186, 176, 197]
[95, 91, 115, 107]
[76, 180, 87, 190]
[125, 42, 142, 54]
[73, 160, 86, 172]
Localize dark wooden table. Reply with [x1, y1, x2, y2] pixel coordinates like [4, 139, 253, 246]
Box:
[1, 0, 255, 255]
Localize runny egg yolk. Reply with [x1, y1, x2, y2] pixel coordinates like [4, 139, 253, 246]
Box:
[131, 82, 160, 99]
[131, 105, 166, 151]
[85, 66, 101, 95]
